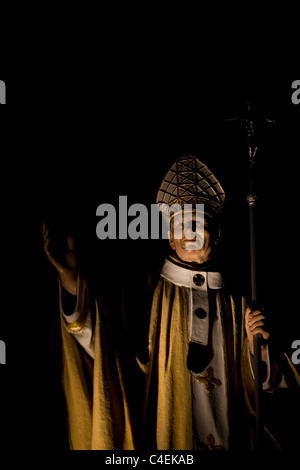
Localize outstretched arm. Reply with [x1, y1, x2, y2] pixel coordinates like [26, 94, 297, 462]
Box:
[41, 222, 78, 295]
[41, 223, 95, 358]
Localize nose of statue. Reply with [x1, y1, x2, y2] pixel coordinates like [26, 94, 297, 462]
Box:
[184, 227, 196, 239]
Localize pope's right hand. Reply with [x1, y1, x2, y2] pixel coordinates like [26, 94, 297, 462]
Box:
[40, 222, 78, 295]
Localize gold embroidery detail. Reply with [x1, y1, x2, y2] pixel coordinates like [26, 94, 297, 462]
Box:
[61, 276, 90, 334]
[63, 308, 89, 334]
[195, 367, 222, 394]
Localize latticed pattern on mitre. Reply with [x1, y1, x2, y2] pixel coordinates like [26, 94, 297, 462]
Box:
[156, 155, 226, 217]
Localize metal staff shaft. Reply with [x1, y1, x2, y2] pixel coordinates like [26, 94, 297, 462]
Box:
[247, 130, 263, 449]
[249, 204, 258, 303]
[247, 193, 263, 450]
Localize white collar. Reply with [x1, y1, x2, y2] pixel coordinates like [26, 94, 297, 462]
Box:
[160, 258, 224, 289]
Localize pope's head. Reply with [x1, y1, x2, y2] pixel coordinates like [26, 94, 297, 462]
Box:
[156, 155, 226, 264]
[168, 210, 212, 265]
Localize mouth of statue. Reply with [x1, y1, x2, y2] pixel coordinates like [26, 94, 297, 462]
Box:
[183, 240, 203, 251]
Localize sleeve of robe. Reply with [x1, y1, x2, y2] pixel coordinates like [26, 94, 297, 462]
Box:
[58, 273, 143, 450]
[60, 273, 95, 358]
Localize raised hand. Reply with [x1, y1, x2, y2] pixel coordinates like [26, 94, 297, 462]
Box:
[40, 223, 78, 295]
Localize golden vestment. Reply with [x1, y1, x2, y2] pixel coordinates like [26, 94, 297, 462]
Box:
[59, 260, 299, 450]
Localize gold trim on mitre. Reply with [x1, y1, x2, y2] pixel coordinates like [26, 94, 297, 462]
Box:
[156, 155, 225, 219]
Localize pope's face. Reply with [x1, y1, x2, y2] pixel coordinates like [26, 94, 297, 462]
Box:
[169, 214, 211, 264]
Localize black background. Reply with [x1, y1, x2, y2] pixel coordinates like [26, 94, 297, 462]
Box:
[0, 66, 299, 458]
